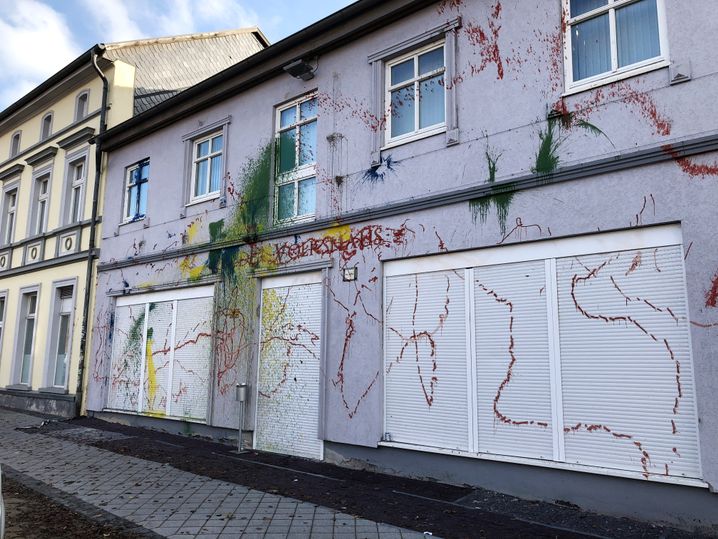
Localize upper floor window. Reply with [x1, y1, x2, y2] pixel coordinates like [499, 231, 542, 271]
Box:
[124, 159, 149, 221]
[75, 91, 89, 122]
[0, 293, 6, 347]
[191, 132, 223, 201]
[41, 113, 53, 141]
[386, 41, 445, 143]
[31, 174, 50, 236]
[66, 158, 86, 224]
[565, 0, 666, 89]
[2, 187, 18, 245]
[275, 95, 317, 223]
[10, 132, 21, 158]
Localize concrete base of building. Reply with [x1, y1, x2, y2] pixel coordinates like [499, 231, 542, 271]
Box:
[88, 410, 241, 445]
[0, 388, 77, 418]
[324, 442, 718, 532]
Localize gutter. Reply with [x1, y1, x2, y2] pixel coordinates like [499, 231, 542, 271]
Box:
[76, 44, 108, 417]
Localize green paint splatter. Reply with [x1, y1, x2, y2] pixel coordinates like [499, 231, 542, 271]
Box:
[470, 149, 514, 235]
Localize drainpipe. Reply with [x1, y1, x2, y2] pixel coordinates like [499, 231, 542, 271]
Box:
[76, 44, 108, 417]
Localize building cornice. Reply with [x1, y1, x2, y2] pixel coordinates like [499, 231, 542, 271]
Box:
[58, 126, 96, 151]
[25, 146, 58, 167]
[0, 164, 24, 182]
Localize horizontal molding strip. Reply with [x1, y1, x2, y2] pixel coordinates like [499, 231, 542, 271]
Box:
[96, 131, 718, 273]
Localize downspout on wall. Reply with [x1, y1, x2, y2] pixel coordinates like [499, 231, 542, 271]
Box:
[76, 44, 108, 416]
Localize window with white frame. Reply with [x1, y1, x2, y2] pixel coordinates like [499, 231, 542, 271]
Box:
[0, 293, 6, 347]
[565, 0, 666, 88]
[9, 132, 21, 158]
[190, 132, 223, 201]
[18, 291, 38, 385]
[49, 285, 74, 388]
[124, 159, 149, 221]
[66, 158, 86, 224]
[2, 187, 18, 245]
[75, 92, 89, 122]
[31, 174, 50, 236]
[386, 41, 446, 142]
[41, 113, 53, 141]
[275, 95, 317, 223]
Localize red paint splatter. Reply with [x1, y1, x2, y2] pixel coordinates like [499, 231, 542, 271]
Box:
[463, 1, 504, 80]
[705, 271, 718, 308]
[436, 0, 464, 15]
[662, 144, 718, 178]
[625, 251, 642, 276]
[498, 217, 544, 244]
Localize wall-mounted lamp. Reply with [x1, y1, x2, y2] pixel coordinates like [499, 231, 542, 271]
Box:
[284, 59, 316, 81]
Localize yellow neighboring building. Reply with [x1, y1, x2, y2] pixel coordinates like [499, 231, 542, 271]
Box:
[0, 30, 267, 416]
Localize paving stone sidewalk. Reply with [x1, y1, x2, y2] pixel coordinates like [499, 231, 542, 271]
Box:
[0, 409, 427, 539]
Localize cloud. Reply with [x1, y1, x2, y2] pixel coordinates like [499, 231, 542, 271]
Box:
[78, 0, 144, 43]
[0, 0, 81, 109]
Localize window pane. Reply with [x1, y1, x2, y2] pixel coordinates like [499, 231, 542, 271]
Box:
[391, 59, 414, 85]
[195, 159, 209, 196]
[211, 134, 223, 153]
[300, 98, 317, 120]
[140, 162, 150, 180]
[138, 184, 147, 216]
[127, 185, 138, 217]
[280, 107, 296, 129]
[71, 187, 81, 222]
[278, 129, 297, 173]
[130, 167, 141, 185]
[616, 0, 660, 68]
[196, 139, 210, 158]
[209, 155, 222, 192]
[277, 183, 295, 221]
[390, 85, 415, 138]
[419, 74, 445, 129]
[570, 0, 607, 16]
[297, 177, 316, 216]
[21, 317, 34, 383]
[28, 294, 37, 314]
[571, 14, 611, 81]
[54, 313, 70, 386]
[37, 200, 46, 233]
[40, 180, 48, 195]
[0, 297, 5, 322]
[298, 121, 317, 166]
[419, 47, 444, 75]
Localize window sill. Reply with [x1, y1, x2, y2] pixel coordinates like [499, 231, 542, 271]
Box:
[273, 214, 316, 228]
[563, 58, 669, 97]
[186, 194, 221, 208]
[119, 216, 145, 228]
[382, 125, 446, 152]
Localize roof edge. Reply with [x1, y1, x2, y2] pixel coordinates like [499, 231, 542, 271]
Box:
[0, 44, 105, 126]
[103, 27, 269, 50]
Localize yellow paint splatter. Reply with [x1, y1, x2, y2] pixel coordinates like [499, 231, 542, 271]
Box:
[323, 224, 351, 242]
[136, 281, 155, 289]
[185, 219, 201, 244]
[179, 255, 206, 281]
[145, 332, 162, 414]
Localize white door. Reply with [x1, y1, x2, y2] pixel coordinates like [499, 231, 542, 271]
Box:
[255, 272, 323, 459]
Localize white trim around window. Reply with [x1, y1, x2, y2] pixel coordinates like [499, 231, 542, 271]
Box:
[13, 285, 40, 387]
[189, 131, 224, 203]
[274, 93, 318, 225]
[123, 159, 150, 222]
[182, 116, 231, 208]
[0, 290, 7, 353]
[43, 279, 77, 390]
[1, 181, 19, 246]
[563, 0, 669, 94]
[29, 166, 52, 237]
[62, 149, 89, 225]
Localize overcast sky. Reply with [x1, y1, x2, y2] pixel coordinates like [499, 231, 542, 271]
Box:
[0, 0, 355, 110]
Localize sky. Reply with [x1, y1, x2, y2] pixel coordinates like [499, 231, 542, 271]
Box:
[0, 0, 355, 110]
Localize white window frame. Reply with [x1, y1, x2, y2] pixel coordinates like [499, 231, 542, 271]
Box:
[74, 90, 89, 122]
[66, 156, 87, 224]
[123, 159, 150, 222]
[45, 281, 76, 389]
[30, 173, 50, 236]
[14, 287, 40, 387]
[9, 131, 21, 158]
[0, 291, 7, 352]
[1, 183, 19, 246]
[274, 93, 318, 225]
[563, 0, 669, 94]
[384, 40, 447, 146]
[40, 112, 53, 141]
[189, 131, 224, 203]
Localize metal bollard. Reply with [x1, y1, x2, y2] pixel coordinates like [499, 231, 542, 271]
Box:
[236, 383, 248, 453]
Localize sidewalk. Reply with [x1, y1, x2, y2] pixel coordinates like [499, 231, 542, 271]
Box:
[0, 409, 424, 539]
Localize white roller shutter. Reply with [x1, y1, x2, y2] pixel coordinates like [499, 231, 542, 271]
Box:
[475, 261, 554, 460]
[142, 301, 174, 414]
[107, 304, 145, 411]
[384, 270, 469, 451]
[171, 297, 213, 421]
[255, 275, 323, 459]
[557, 246, 701, 478]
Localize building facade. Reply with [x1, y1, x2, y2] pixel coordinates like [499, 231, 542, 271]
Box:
[87, 0, 718, 529]
[0, 30, 267, 417]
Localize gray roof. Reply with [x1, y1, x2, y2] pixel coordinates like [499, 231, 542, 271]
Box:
[103, 29, 268, 115]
